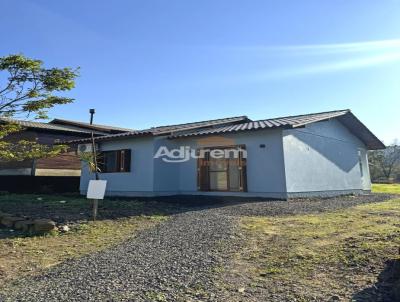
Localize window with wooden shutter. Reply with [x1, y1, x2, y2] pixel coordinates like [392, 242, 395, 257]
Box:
[99, 149, 131, 173]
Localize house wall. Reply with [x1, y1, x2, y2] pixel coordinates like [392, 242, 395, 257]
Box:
[170, 129, 287, 198]
[0, 130, 86, 177]
[152, 136, 180, 193]
[80, 137, 155, 195]
[81, 129, 287, 198]
[282, 119, 371, 197]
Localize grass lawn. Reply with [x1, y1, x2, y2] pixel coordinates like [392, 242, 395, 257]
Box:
[0, 194, 175, 285]
[225, 190, 400, 301]
[372, 183, 400, 194]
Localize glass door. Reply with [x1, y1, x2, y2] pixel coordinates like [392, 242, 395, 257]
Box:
[209, 156, 228, 191]
[197, 146, 246, 192]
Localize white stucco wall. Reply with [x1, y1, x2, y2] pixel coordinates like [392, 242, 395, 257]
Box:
[152, 136, 180, 193]
[170, 129, 287, 198]
[80, 128, 287, 198]
[80, 137, 155, 195]
[282, 119, 371, 196]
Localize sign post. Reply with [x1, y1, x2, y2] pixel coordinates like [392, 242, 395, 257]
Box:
[88, 109, 103, 220]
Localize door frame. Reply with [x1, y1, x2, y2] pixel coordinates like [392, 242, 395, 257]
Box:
[197, 144, 247, 192]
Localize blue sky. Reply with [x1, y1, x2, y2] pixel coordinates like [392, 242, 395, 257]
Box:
[1, 0, 399, 143]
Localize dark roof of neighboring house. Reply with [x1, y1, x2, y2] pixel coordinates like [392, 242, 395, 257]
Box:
[0, 117, 135, 136]
[0, 117, 105, 135]
[50, 118, 135, 134]
[65, 116, 249, 144]
[64, 110, 385, 150]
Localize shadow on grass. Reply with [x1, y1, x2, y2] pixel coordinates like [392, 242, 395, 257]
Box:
[353, 259, 400, 302]
[0, 192, 396, 239]
[0, 193, 271, 226]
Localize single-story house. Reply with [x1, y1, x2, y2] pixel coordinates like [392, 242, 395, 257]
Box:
[0, 117, 133, 193]
[71, 109, 385, 199]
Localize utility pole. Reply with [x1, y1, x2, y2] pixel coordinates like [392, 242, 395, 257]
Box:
[89, 108, 99, 220]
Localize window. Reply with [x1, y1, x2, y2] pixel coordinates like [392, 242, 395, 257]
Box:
[99, 149, 131, 173]
[358, 150, 363, 177]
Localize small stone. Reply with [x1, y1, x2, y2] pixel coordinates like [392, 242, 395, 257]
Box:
[328, 295, 341, 301]
[37, 197, 43, 201]
[33, 219, 56, 232]
[60, 225, 70, 232]
[238, 287, 245, 293]
[59, 200, 67, 204]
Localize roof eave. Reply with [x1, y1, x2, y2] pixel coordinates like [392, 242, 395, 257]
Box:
[63, 132, 154, 145]
[337, 112, 385, 150]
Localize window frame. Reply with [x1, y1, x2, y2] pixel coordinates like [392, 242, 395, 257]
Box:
[358, 149, 364, 177]
[99, 149, 131, 173]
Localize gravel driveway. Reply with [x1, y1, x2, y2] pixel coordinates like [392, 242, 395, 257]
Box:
[0, 194, 393, 301]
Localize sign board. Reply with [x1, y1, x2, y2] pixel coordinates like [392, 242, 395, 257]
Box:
[87, 180, 107, 199]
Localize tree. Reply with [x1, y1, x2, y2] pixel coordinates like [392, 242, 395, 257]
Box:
[369, 141, 400, 182]
[0, 54, 79, 161]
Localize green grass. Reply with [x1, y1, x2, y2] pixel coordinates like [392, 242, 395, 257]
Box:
[234, 198, 400, 300]
[372, 183, 400, 194]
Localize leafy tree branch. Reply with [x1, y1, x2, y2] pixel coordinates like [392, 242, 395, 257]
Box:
[0, 54, 79, 161]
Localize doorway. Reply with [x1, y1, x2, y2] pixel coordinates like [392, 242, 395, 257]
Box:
[197, 145, 247, 192]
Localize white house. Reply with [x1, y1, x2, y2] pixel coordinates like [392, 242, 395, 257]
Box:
[71, 109, 385, 199]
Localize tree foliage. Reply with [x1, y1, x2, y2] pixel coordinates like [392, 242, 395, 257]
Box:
[0, 54, 78, 161]
[369, 142, 400, 182]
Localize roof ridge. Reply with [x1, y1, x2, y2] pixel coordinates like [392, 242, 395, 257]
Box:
[148, 115, 249, 130]
[50, 118, 134, 131]
[0, 117, 106, 135]
[256, 109, 350, 123]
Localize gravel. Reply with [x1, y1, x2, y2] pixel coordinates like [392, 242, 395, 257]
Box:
[0, 193, 394, 301]
[211, 193, 395, 217]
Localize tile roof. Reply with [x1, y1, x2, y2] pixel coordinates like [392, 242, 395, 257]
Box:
[62, 110, 385, 150]
[170, 109, 385, 150]
[65, 116, 249, 143]
[65, 130, 154, 144]
[147, 116, 249, 134]
[0, 117, 104, 135]
[170, 110, 350, 138]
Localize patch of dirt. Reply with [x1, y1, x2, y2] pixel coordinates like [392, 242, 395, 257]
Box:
[215, 196, 400, 301]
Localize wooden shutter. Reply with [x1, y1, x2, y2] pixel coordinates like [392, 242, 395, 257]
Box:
[197, 150, 210, 191]
[239, 145, 247, 192]
[123, 149, 131, 172]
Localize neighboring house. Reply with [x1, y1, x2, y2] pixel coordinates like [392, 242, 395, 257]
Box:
[73, 110, 385, 199]
[0, 118, 133, 193]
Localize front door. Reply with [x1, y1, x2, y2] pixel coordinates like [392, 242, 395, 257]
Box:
[197, 145, 247, 192]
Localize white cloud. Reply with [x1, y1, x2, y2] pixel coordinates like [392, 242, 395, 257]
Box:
[247, 51, 400, 81]
[231, 39, 400, 55]
[222, 39, 400, 82]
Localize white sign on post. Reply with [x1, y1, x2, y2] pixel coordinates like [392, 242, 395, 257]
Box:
[87, 180, 107, 200]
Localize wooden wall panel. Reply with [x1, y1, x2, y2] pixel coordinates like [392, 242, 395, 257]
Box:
[1, 129, 89, 172]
